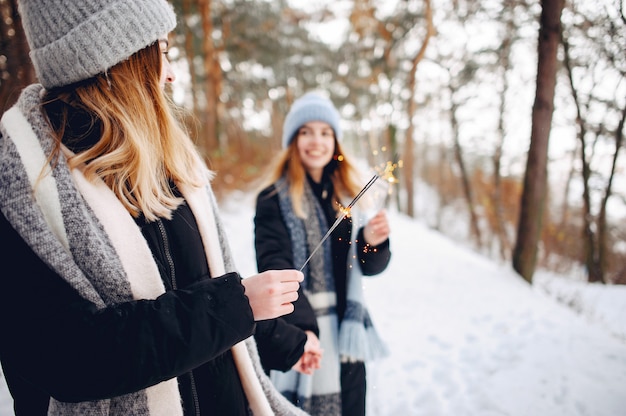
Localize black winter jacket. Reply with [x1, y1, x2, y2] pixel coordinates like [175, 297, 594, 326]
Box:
[0, 204, 254, 415]
[0, 101, 268, 416]
[252, 175, 391, 372]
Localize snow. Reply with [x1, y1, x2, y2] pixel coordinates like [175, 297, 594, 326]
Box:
[1, 192, 625, 416]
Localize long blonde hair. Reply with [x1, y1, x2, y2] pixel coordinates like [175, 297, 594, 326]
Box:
[263, 138, 363, 218]
[43, 41, 205, 221]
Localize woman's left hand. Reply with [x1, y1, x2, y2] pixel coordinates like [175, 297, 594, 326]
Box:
[292, 331, 323, 375]
[363, 209, 390, 246]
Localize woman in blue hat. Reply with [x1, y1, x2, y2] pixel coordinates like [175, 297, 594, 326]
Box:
[253, 92, 392, 416]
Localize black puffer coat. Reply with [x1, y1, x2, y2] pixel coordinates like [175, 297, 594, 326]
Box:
[0, 100, 286, 416]
[0, 198, 256, 415]
[252, 174, 391, 372]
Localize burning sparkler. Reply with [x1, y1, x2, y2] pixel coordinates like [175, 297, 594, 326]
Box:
[375, 150, 402, 185]
[298, 149, 402, 272]
[299, 174, 381, 271]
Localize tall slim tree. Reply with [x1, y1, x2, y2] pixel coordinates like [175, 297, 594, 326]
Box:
[404, 0, 434, 218]
[513, 0, 565, 283]
[0, 0, 35, 116]
[198, 0, 221, 153]
[449, 91, 483, 246]
[345, 0, 432, 216]
[492, 1, 519, 260]
[558, 0, 626, 283]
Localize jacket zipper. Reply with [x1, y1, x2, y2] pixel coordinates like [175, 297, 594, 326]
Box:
[156, 219, 201, 416]
[156, 219, 177, 289]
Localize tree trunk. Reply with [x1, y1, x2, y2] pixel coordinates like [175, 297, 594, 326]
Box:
[512, 0, 564, 283]
[404, 104, 416, 218]
[0, 0, 36, 116]
[450, 98, 482, 246]
[493, 21, 513, 260]
[403, 0, 433, 218]
[388, 124, 402, 212]
[558, 146, 577, 230]
[562, 32, 602, 283]
[181, 0, 200, 118]
[599, 104, 626, 283]
[198, 0, 220, 154]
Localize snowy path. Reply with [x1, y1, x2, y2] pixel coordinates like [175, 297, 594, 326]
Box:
[361, 213, 626, 416]
[219, 195, 626, 416]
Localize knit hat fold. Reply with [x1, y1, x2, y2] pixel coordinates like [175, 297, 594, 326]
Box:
[19, 0, 177, 89]
[282, 92, 342, 148]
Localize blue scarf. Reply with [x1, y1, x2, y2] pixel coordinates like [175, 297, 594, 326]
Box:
[269, 177, 389, 416]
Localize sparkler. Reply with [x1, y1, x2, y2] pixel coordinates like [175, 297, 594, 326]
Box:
[298, 147, 402, 272]
[374, 154, 402, 207]
[299, 174, 380, 271]
[375, 150, 401, 185]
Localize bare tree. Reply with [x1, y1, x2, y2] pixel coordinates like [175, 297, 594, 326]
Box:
[404, 0, 434, 218]
[345, 0, 432, 215]
[599, 104, 626, 283]
[491, 2, 520, 260]
[561, 34, 601, 282]
[513, 0, 565, 283]
[448, 83, 483, 246]
[0, 0, 36, 116]
[558, 0, 626, 283]
[198, 0, 222, 154]
[180, 0, 200, 115]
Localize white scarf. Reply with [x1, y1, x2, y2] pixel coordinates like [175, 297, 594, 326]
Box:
[0, 84, 307, 416]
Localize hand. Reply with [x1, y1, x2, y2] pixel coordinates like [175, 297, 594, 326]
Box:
[363, 209, 390, 246]
[241, 270, 303, 321]
[292, 331, 323, 375]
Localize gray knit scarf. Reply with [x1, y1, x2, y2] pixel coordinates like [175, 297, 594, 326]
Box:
[268, 177, 389, 416]
[0, 84, 308, 416]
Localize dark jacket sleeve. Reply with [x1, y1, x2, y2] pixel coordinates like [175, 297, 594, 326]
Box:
[253, 187, 318, 334]
[252, 186, 319, 371]
[254, 319, 307, 374]
[356, 227, 392, 276]
[0, 212, 255, 403]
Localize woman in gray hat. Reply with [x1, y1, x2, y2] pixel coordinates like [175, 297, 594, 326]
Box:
[0, 1, 307, 415]
[253, 92, 391, 416]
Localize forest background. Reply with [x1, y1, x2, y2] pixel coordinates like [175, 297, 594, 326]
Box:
[0, 0, 624, 285]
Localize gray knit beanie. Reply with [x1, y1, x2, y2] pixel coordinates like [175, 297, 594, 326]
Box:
[282, 92, 342, 148]
[18, 0, 177, 89]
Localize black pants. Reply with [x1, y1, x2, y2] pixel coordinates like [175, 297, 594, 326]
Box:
[340, 361, 366, 416]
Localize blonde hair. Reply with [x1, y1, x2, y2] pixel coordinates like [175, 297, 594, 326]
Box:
[44, 41, 205, 222]
[262, 137, 363, 218]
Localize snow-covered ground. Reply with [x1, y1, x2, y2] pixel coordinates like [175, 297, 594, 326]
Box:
[223, 192, 626, 416]
[1, 192, 625, 416]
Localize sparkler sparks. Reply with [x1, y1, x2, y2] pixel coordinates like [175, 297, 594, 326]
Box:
[299, 174, 380, 271]
[374, 152, 402, 185]
[298, 148, 402, 272]
[366, 152, 402, 209]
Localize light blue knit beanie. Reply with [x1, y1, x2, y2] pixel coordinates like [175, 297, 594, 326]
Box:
[18, 0, 177, 89]
[282, 92, 342, 148]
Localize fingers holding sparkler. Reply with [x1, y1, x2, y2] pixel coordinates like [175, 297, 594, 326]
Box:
[299, 174, 381, 271]
[242, 270, 304, 320]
